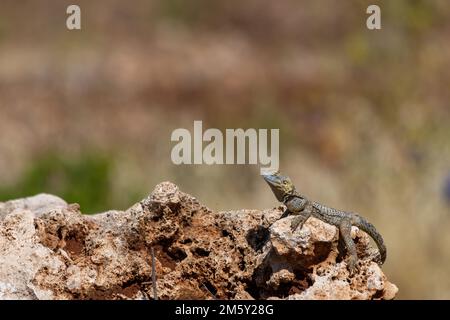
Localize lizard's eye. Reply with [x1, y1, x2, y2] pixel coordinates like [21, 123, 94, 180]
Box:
[283, 181, 288, 185]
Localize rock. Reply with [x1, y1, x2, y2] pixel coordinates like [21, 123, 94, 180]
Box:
[0, 194, 67, 219]
[0, 182, 398, 300]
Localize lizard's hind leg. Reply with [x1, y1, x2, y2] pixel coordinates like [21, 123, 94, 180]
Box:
[339, 219, 358, 274]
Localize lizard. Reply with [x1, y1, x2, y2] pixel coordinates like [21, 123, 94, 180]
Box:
[262, 172, 386, 273]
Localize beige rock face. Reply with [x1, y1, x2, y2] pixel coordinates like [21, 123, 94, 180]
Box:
[0, 182, 398, 300]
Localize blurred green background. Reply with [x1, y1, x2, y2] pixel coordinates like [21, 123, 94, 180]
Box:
[0, 0, 449, 299]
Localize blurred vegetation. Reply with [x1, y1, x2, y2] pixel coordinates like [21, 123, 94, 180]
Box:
[159, 0, 210, 25]
[0, 152, 122, 214]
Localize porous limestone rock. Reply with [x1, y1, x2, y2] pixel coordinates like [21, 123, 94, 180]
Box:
[0, 182, 398, 300]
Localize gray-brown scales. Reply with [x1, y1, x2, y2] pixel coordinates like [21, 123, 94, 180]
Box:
[263, 172, 387, 273]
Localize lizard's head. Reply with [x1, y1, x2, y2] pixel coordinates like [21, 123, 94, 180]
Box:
[262, 172, 295, 202]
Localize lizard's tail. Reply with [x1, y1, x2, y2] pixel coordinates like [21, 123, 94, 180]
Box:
[352, 215, 387, 264]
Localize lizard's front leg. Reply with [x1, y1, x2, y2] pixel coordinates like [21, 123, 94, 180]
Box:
[279, 208, 291, 219]
[290, 202, 313, 232]
[339, 219, 358, 274]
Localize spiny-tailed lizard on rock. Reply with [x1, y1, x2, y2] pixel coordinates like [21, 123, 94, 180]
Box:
[263, 172, 386, 273]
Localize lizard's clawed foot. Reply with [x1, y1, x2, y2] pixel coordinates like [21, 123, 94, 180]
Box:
[290, 216, 304, 232]
[347, 256, 359, 275]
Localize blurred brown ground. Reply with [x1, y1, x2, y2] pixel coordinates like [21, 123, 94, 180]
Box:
[0, 0, 450, 299]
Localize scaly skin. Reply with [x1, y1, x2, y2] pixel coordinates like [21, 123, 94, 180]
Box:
[263, 172, 387, 273]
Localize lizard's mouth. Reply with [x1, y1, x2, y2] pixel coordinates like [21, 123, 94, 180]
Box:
[262, 174, 287, 202]
[262, 173, 282, 186]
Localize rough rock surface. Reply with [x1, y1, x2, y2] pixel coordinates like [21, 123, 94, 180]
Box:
[0, 182, 398, 300]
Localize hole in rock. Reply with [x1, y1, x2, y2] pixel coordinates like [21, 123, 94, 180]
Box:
[246, 226, 270, 252]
